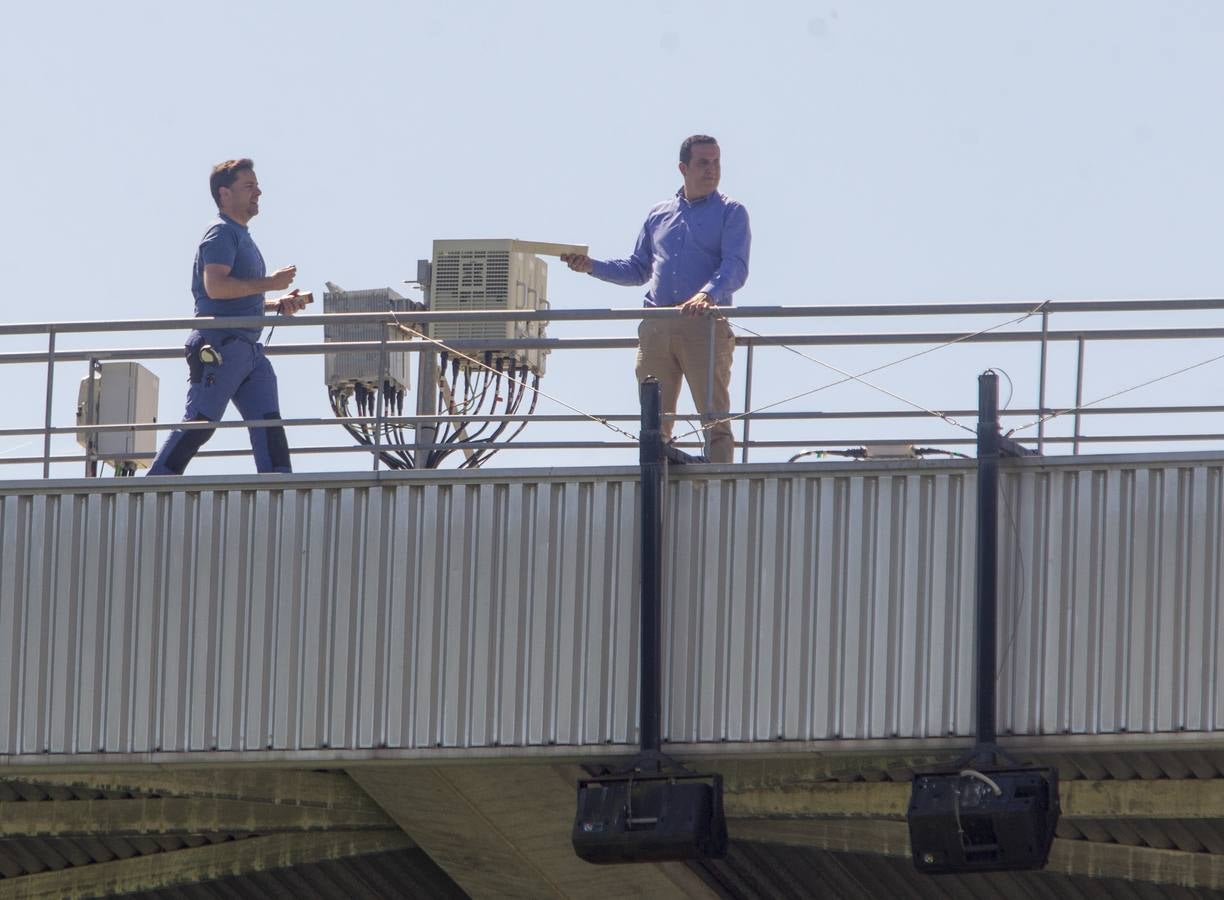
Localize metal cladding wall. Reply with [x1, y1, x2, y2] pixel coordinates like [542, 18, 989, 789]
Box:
[998, 462, 1224, 738]
[661, 466, 976, 745]
[0, 456, 1220, 758]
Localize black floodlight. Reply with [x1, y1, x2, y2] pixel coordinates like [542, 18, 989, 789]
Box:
[572, 771, 727, 864]
[573, 382, 727, 866]
[908, 766, 1060, 874]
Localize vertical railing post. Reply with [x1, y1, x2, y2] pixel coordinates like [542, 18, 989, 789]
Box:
[1036, 309, 1049, 455]
[373, 330, 387, 472]
[639, 377, 664, 754]
[975, 371, 1000, 748]
[703, 313, 716, 460]
[85, 357, 99, 478]
[740, 343, 754, 464]
[1073, 338, 1086, 455]
[42, 328, 56, 478]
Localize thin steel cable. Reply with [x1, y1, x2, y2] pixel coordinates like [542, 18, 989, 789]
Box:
[383, 313, 640, 443]
[1006, 345, 1224, 436]
[0, 439, 37, 457]
[728, 307, 1044, 429]
[673, 303, 1047, 443]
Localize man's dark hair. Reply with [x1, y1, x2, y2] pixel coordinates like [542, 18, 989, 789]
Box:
[210, 158, 255, 207]
[679, 135, 718, 164]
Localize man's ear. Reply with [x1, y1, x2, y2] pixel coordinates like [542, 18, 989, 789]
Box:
[678, 161, 688, 178]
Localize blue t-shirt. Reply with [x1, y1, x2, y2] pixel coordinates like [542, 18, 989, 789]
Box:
[192, 213, 265, 342]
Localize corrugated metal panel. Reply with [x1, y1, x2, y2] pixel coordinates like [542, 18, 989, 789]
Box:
[0, 473, 642, 755]
[997, 462, 1224, 738]
[0, 456, 1222, 757]
[663, 468, 977, 743]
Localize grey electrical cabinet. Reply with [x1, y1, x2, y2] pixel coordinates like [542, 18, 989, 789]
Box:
[76, 362, 159, 470]
[322, 286, 416, 392]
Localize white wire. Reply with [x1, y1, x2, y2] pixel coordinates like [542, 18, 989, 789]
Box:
[959, 769, 1004, 796]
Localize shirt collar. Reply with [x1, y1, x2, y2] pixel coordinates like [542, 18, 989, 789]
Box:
[218, 212, 249, 231]
[675, 187, 721, 208]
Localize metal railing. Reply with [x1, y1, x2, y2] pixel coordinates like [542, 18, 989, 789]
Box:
[4, 297, 1224, 477]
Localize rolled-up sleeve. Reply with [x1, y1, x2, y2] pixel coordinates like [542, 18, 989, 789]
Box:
[702, 203, 750, 304]
[589, 218, 654, 286]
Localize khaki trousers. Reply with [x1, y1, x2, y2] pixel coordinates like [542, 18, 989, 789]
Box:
[635, 314, 735, 463]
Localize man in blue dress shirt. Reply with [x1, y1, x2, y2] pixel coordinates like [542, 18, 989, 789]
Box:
[563, 135, 750, 463]
[148, 159, 308, 475]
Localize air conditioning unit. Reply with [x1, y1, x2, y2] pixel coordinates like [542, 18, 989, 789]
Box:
[76, 362, 159, 470]
[429, 239, 551, 375]
[323, 286, 417, 391]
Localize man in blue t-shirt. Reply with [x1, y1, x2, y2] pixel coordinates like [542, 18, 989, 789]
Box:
[562, 135, 750, 463]
[148, 158, 309, 475]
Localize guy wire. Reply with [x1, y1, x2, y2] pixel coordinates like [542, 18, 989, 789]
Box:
[1007, 345, 1224, 437]
[673, 302, 1048, 444]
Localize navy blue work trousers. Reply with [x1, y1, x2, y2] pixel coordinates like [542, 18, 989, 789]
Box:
[147, 332, 291, 475]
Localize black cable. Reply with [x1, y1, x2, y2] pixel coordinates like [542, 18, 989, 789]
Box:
[430, 370, 462, 469]
[459, 362, 503, 447]
[471, 362, 527, 459]
[427, 362, 463, 468]
[329, 385, 409, 470]
[331, 389, 369, 446]
[460, 367, 514, 467]
[389, 387, 413, 469]
[350, 298, 554, 469]
[483, 371, 540, 458]
[913, 446, 972, 460]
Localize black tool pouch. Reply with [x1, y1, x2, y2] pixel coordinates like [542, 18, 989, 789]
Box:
[185, 334, 205, 384]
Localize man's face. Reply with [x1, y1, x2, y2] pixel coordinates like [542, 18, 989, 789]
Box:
[680, 142, 720, 199]
[220, 169, 261, 221]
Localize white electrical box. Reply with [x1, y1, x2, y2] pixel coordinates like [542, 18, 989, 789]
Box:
[323, 286, 416, 391]
[75, 362, 159, 469]
[429, 239, 551, 375]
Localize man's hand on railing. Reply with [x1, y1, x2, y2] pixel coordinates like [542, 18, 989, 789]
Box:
[679, 291, 715, 316]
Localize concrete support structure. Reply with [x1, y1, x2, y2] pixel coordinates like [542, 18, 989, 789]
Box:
[2, 756, 1222, 897]
[349, 765, 716, 900]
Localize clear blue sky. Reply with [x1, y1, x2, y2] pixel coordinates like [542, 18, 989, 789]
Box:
[3, 1, 1224, 475]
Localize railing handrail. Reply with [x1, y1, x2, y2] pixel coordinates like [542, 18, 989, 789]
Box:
[2, 295, 1224, 337]
[7, 326, 1224, 367]
[9, 296, 1224, 476]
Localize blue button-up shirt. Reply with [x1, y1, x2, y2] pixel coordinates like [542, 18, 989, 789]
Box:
[589, 189, 750, 307]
